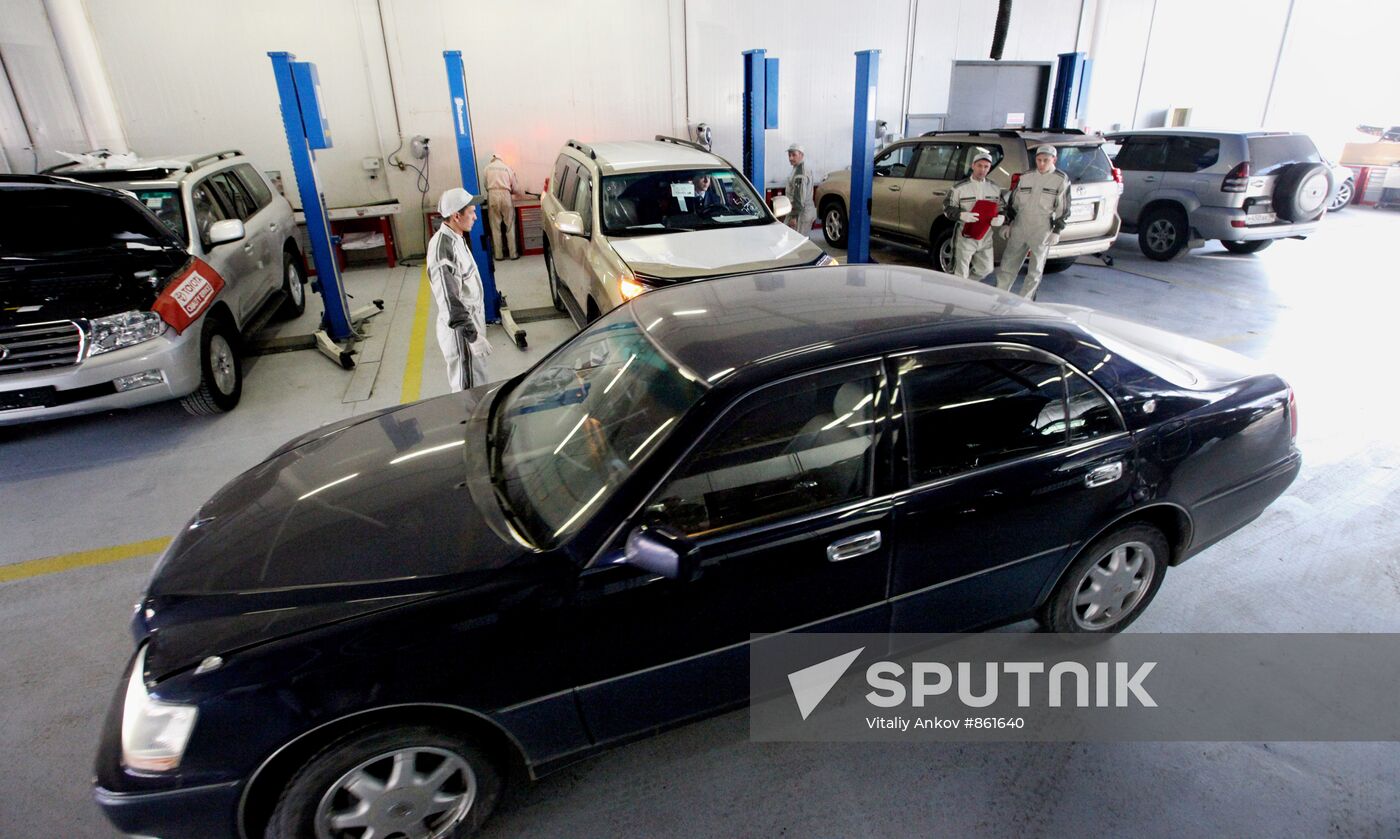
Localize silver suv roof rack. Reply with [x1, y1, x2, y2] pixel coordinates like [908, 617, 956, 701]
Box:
[187, 150, 243, 171]
[654, 135, 710, 153]
[566, 140, 596, 160]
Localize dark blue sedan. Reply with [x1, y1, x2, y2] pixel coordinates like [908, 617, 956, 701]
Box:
[96, 265, 1300, 838]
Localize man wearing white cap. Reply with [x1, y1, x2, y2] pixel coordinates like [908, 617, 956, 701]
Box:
[427, 187, 492, 391]
[785, 143, 816, 234]
[995, 144, 1071, 299]
[941, 149, 1005, 281]
[482, 153, 522, 260]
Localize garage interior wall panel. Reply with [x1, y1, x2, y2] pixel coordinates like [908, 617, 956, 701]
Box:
[1130, 0, 1289, 130]
[0, 0, 89, 171]
[683, 0, 913, 187]
[906, 0, 1083, 120]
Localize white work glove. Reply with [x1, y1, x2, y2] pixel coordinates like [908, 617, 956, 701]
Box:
[959, 211, 978, 223]
[990, 215, 1005, 227]
[1047, 232, 1062, 246]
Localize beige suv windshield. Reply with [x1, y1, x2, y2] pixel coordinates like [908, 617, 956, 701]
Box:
[601, 168, 769, 236]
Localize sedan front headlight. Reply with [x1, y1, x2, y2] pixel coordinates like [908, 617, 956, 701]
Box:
[121, 646, 197, 772]
[89, 311, 167, 357]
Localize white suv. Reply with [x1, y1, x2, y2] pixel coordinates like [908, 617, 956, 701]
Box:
[540, 136, 831, 326]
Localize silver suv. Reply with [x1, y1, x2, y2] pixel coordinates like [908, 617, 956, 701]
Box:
[1105, 129, 1331, 260]
[815, 130, 1122, 275]
[1, 151, 305, 424]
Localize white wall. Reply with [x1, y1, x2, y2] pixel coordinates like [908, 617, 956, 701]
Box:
[0, 0, 88, 171]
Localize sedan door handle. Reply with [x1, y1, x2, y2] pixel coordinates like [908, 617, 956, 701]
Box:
[1142, 176, 1159, 183]
[1085, 462, 1124, 488]
[827, 530, 882, 562]
[268, 223, 279, 232]
[242, 243, 254, 252]
[931, 190, 947, 196]
[887, 185, 901, 192]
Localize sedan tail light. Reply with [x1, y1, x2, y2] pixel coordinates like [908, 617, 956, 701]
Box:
[1111, 166, 1123, 184]
[1222, 161, 1250, 193]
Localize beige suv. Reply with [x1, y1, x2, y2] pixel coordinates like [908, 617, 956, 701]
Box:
[815, 130, 1122, 275]
[540, 137, 830, 327]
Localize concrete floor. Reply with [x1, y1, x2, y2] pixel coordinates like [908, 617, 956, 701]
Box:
[2, 210, 1398, 837]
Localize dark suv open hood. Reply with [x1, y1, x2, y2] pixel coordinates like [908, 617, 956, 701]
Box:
[139, 389, 536, 678]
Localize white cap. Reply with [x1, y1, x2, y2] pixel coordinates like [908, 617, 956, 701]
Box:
[972, 151, 994, 165]
[437, 187, 483, 217]
[787, 143, 804, 154]
[1035, 144, 1058, 159]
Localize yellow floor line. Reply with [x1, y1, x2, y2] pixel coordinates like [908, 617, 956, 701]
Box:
[0, 536, 172, 584]
[400, 266, 431, 403]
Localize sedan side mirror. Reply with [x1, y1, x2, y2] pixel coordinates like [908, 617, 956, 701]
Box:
[770, 194, 792, 218]
[554, 211, 585, 237]
[207, 218, 245, 247]
[625, 525, 699, 581]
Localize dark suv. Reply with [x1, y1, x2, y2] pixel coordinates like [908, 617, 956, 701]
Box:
[1105, 130, 1331, 260]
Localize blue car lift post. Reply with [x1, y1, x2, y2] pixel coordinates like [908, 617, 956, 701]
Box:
[847, 50, 880, 264]
[741, 49, 779, 196]
[442, 50, 526, 349]
[1049, 51, 1113, 266]
[267, 51, 382, 369]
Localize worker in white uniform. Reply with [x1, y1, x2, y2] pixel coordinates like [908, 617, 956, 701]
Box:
[995, 144, 1071, 299]
[482, 153, 522, 260]
[785, 143, 816, 234]
[427, 188, 492, 392]
[942, 151, 1005, 281]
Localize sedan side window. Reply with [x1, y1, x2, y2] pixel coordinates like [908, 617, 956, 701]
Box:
[874, 146, 914, 178]
[945, 143, 1002, 179]
[206, 171, 257, 221]
[233, 164, 273, 210]
[644, 370, 881, 536]
[900, 355, 1067, 483]
[573, 173, 594, 236]
[1165, 137, 1221, 173]
[1064, 369, 1123, 443]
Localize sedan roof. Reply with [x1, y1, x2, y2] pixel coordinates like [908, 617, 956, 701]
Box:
[629, 264, 1067, 382]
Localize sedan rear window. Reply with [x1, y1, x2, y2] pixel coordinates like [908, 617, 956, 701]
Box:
[1248, 135, 1321, 174]
[1053, 145, 1115, 183]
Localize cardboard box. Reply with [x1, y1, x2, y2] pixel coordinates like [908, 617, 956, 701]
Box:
[1340, 142, 1400, 167]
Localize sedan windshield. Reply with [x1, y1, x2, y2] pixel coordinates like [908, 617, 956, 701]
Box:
[601, 168, 770, 236]
[494, 311, 706, 546]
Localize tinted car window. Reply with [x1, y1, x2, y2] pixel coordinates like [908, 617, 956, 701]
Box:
[206, 171, 256, 221]
[552, 157, 571, 198]
[132, 188, 187, 243]
[911, 143, 958, 180]
[645, 371, 880, 536]
[560, 163, 581, 207]
[874, 146, 914, 177]
[1247, 135, 1321, 174]
[234, 164, 273, 210]
[901, 356, 1067, 483]
[947, 143, 1003, 178]
[1054, 145, 1115, 182]
[495, 315, 706, 546]
[1112, 137, 1170, 171]
[1164, 137, 1221, 173]
[573, 171, 594, 236]
[190, 180, 229, 244]
[1063, 369, 1122, 442]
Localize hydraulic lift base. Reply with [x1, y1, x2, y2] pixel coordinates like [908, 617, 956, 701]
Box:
[313, 299, 386, 370]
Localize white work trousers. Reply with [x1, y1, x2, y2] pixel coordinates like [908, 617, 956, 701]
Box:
[435, 318, 490, 392]
[995, 227, 1052, 298]
[487, 189, 517, 260]
[952, 227, 995, 280]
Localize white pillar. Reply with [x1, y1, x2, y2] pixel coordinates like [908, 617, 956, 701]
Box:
[42, 0, 128, 153]
[1087, 0, 1110, 59]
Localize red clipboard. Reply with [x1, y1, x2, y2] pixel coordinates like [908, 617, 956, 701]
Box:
[960, 199, 1000, 240]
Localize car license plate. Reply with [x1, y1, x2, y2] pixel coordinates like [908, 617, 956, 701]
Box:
[1069, 201, 1096, 223]
[1245, 212, 1277, 225]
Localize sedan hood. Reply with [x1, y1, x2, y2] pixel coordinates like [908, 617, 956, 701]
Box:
[139, 388, 535, 678]
[609, 222, 822, 281]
